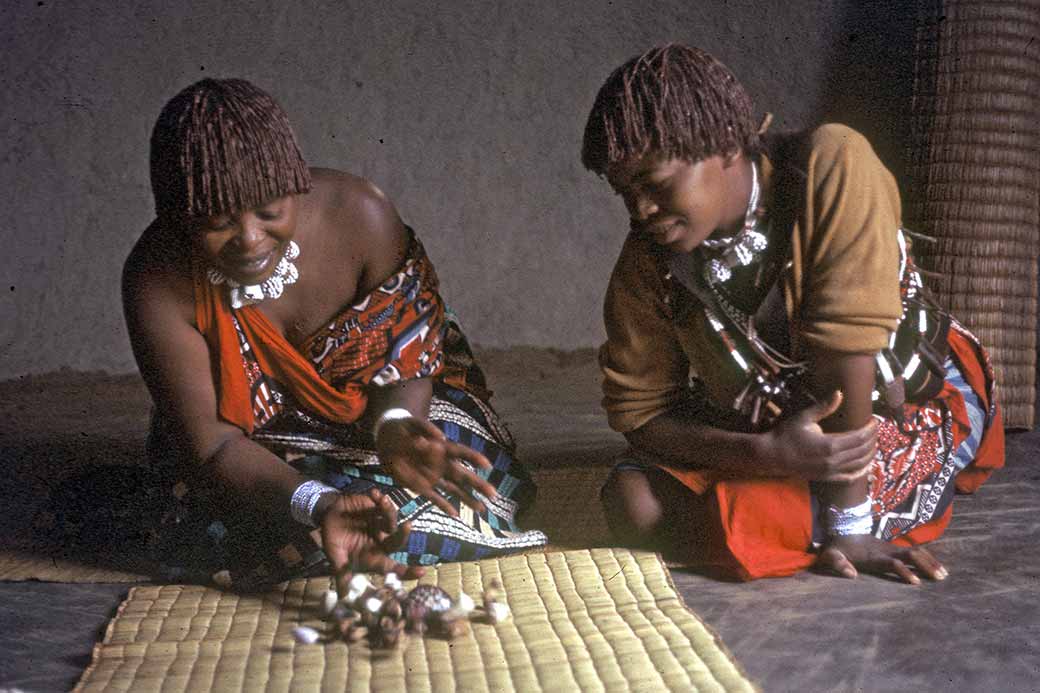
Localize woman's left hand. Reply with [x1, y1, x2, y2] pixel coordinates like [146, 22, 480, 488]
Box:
[816, 534, 948, 585]
[377, 416, 497, 517]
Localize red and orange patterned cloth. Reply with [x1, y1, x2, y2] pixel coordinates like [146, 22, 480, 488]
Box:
[194, 232, 479, 433]
[657, 322, 1003, 581]
[153, 231, 544, 588]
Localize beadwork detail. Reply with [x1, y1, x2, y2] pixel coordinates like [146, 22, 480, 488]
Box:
[208, 240, 301, 309]
[700, 162, 769, 287]
[669, 160, 812, 430]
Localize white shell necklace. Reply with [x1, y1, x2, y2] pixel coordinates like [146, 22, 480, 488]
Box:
[207, 240, 300, 310]
[701, 162, 767, 285]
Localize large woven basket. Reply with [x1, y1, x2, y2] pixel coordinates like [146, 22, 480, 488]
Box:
[906, 0, 1040, 429]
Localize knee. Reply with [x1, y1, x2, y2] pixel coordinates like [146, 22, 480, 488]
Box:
[601, 469, 665, 545]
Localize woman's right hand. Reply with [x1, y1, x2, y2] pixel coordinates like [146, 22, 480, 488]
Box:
[377, 416, 497, 518]
[320, 487, 424, 598]
[759, 391, 878, 482]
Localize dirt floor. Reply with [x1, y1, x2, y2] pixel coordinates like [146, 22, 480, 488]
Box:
[1, 348, 1038, 692]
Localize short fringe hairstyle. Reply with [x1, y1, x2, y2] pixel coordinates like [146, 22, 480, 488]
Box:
[581, 44, 761, 175]
[150, 78, 312, 219]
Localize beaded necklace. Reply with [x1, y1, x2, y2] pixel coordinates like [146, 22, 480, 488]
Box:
[207, 240, 301, 310]
[666, 162, 812, 431]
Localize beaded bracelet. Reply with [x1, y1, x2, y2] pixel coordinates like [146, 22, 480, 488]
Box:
[290, 479, 340, 527]
[372, 407, 413, 442]
[825, 498, 874, 537]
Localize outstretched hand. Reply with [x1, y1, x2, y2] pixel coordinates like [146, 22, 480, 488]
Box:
[761, 391, 878, 482]
[377, 416, 497, 517]
[320, 487, 424, 598]
[816, 534, 948, 585]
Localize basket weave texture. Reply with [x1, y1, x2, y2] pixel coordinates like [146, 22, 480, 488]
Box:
[907, 0, 1040, 428]
[73, 548, 757, 693]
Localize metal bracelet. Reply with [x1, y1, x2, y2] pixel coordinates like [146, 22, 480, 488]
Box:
[372, 407, 413, 442]
[290, 479, 339, 527]
[826, 498, 874, 537]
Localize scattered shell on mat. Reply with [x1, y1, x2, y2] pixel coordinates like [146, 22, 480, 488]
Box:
[331, 603, 356, 623]
[383, 595, 403, 622]
[482, 579, 510, 623]
[300, 574, 509, 648]
[292, 626, 321, 644]
[346, 625, 368, 643]
[486, 601, 510, 624]
[346, 574, 373, 603]
[211, 570, 233, 590]
[403, 585, 452, 617]
[455, 591, 476, 615]
[321, 590, 339, 616]
[364, 596, 383, 616]
[402, 585, 450, 635]
[375, 614, 406, 648]
[348, 574, 372, 592]
[437, 613, 469, 639]
[336, 611, 359, 639]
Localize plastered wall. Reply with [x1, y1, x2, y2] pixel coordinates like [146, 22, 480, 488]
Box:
[0, 1, 913, 378]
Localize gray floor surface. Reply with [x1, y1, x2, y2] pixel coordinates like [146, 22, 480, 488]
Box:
[1, 351, 1037, 692]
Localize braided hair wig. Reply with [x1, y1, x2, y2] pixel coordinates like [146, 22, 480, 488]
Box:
[150, 78, 311, 220]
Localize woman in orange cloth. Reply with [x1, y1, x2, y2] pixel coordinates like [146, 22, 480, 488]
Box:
[124, 78, 546, 591]
[583, 45, 1003, 582]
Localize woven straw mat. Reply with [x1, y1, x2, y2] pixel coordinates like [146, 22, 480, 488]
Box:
[74, 547, 755, 692]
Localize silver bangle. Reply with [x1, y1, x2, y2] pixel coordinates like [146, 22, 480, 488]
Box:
[290, 479, 339, 527]
[826, 498, 874, 537]
[372, 407, 413, 442]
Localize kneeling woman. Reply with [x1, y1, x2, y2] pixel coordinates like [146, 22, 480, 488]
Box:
[583, 45, 1004, 583]
[124, 78, 546, 591]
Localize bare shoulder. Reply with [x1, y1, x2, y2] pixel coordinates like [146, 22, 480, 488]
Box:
[122, 218, 195, 325]
[306, 168, 409, 290]
[309, 168, 405, 240]
[121, 219, 239, 449]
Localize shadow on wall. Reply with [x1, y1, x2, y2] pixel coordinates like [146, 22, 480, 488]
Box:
[817, 0, 917, 183]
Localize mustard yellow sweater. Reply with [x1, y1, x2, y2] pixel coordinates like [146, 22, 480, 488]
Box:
[600, 124, 903, 433]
